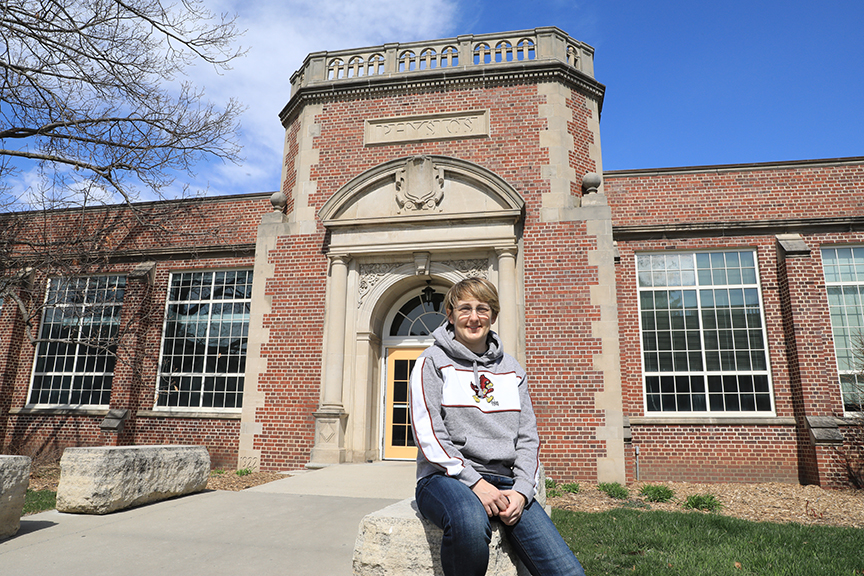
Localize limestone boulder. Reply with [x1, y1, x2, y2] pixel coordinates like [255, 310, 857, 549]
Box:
[353, 465, 548, 576]
[0, 456, 31, 540]
[56, 446, 209, 515]
[352, 498, 531, 576]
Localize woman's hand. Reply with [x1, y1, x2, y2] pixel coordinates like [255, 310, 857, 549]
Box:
[498, 490, 527, 526]
[471, 478, 510, 517]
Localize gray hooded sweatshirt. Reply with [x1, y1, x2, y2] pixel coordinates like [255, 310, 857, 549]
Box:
[409, 324, 540, 503]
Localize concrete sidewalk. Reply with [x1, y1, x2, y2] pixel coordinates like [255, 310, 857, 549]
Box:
[0, 461, 416, 576]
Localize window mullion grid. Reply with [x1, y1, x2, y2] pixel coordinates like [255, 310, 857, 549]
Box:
[30, 280, 54, 405]
[639, 251, 771, 415]
[823, 249, 864, 413]
[154, 278, 175, 408]
[70, 277, 92, 400]
[695, 280, 710, 414]
[202, 274, 216, 409]
[698, 284, 734, 415]
[30, 276, 123, 407]
[70, 299, 83, 402]
[637, 264, 652, 414]
[63, 283, 87, 404]
[187, 293, 208, 409]
[156, 271, 251, 410]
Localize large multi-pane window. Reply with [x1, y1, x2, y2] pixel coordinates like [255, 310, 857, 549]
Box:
[637, 251, 773, 414]
[822, 247, 864, 412]
[156, 270, 252, 409]
[29, 276, 126, 406]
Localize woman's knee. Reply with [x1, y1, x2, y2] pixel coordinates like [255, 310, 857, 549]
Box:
[444, 510, 491, 560]
[430, 488, 491, 546]
[446, 502, 491, 540]
[416, 475, 491, 543]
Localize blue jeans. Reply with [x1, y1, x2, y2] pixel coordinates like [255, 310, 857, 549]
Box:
[415, 473, 585, 576]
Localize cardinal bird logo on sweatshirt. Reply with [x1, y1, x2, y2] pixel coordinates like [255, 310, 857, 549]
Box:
[471, 374, 495, 403]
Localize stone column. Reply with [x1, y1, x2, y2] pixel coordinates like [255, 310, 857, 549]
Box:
[323, 254, 349, 409]
[496, 247, 519, 357]
[238, 197, 289, 472]
[309, 253, 350, 467]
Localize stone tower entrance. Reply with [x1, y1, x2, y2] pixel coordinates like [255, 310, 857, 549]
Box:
[238, 28, 626, 483]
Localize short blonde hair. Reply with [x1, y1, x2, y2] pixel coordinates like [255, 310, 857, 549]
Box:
[444, 277, 500, 320]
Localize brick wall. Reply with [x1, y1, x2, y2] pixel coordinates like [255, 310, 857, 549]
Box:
[632, 424, 799, 483]
[607, 160, 864, 485]
[604, 161, 864, 228]
[260, 79, 606, 477]
[253, 234, 326, 471]
[1, 194, 270, 467]
[522, 221, 606, 482]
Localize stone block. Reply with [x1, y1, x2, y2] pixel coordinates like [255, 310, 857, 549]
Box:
[352, 498, 530, 576]
[353, 470, 547, 576]
[0, 456, 31, 540]
[56, 446, 209, 515]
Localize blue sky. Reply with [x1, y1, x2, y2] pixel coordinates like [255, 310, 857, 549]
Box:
[15, 0, 862, 201]
[539, 0, 864, 172]
[197, 0, 860, 195]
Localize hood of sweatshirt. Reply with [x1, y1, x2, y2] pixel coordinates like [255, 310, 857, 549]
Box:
[414, 323, 538, 502]
[431, 323, 504, 366]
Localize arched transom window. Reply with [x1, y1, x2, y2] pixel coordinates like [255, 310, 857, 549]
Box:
[389, 287, 446, 336]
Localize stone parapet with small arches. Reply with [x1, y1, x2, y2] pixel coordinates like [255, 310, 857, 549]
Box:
[289, 27, 595, 94]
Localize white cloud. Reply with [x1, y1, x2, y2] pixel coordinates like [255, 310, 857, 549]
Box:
[179, 0, 461, 197]
[7, 162, 121, 211]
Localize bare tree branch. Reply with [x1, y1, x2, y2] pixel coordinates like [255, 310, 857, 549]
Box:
[0, 0, 253, 407]
[0, 0, 245, 206]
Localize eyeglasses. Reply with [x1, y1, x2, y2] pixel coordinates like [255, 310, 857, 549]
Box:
[455, 305, 492, 319]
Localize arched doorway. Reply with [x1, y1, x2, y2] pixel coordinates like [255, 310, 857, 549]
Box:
[381, 282, 447, 459]
[296, 154, 525, 467]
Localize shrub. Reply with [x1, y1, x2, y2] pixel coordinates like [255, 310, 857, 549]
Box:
[561, 482, 580, 494]
[235, 468, 253, 477]
[545, 477, 561, 498]
[640, 484, 674, 503]
[843, 334, 864, 487]
[597, 482, 629, 500]
[683, 493, 723, 512]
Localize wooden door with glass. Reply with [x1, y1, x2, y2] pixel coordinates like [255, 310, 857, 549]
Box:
[382, 283, 447, 459]
[383, 347, 425, 459]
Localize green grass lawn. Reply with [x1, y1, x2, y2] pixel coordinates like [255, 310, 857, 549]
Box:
[553, 508, 864, 576]
[23, 489, 56, 516]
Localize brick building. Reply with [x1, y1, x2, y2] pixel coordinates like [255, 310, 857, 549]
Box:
[2, 28, 862, 487]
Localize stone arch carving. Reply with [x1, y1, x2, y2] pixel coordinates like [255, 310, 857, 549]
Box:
[357, 261, 485, 338]
[318, 155, 524, 225]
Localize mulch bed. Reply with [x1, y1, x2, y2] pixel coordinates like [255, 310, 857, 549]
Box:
[549, 481, 864, 529]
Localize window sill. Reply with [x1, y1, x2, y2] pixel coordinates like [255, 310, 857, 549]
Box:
[136, 410, 241, 420]
[629, 416, 796, 426]
[10, 407, 110, 417]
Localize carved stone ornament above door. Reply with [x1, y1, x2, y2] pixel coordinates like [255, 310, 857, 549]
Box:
[318, 155, 525, 255]
[395, 156, 444, 213]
